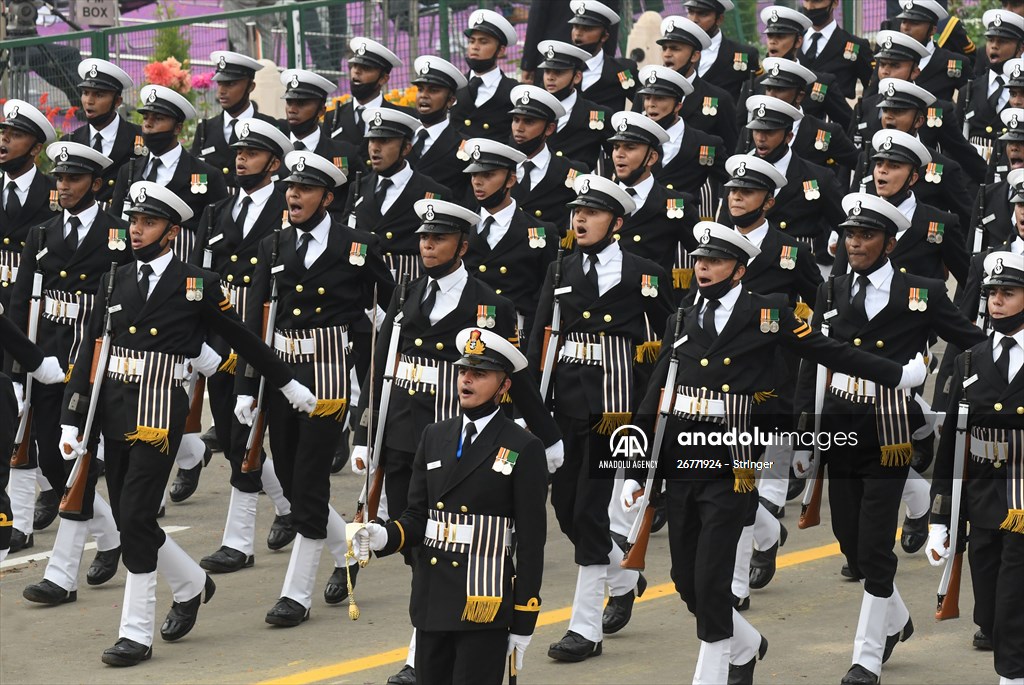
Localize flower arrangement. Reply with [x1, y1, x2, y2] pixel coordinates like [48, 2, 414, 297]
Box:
[192, 72, 214, 91]
[144, 57, 192, 95]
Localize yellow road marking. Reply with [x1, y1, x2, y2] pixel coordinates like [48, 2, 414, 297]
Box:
[258, 536, 851, 685]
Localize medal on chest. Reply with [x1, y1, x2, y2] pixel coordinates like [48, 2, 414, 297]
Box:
[349, 242, 367, 266]
[492, 447, 520, 475]
[699, 145, 716, 166]
[814, 130, 831, 151]
[701, 97, 719, 117]
[843, 41, 860, 61]
[108, 228, 127, 251]
[925, 162, 943, 184]
[810, 82, 828, 103]
[186, 276, 204, 301]
[779, 245, 797, 270]
[528, 226, 547, 248]
[666, 198, 686, 219]
[908, 287, 928, 312]
[190, 174, 209, 195]
[617, 70, 635, 89]
[641, 274, 659, 297]
[927, 222, 944, 244]
[477, 304, 496, 328]
[733, 53, 749, 72]
[947, 59, 962, 79]
[803, 180, 821, 200]
[589, 111, 606, 130]
[927, 107, 943, 128]
[565, 167, 580, 189]
[760, 308, 780, 333]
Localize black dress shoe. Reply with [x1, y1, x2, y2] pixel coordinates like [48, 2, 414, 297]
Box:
[101, 638, 152, 666]
[883, 615, 914, 663]
[265, 596, 310, 627]
[602, 572, 647, 634]
[324, 563, 359, 604]
[733, 594, 750, 611]
[87, 547, 121, 586]
[547, 630, 602, 662]
[202, 444, 213, 466]
[749, 523, 787, 591]
[386, 665, 416, 685]
[728, 635, 768, 685]
[23, 579, 77, 605]
[169, 463, 202, 503]
[200, 546, 254, 573]
[10, 530, 33, 552]
[160, 574, 215, 642]
[200, 425, 221, 453]
[759, 495, 784, 519]
[787, 469, 805, 501]
[650, 502, 668, 533]
[156, 506, 165, 519]
[901, 512, 929, 553]
[331, 430, 350, 474]
[841, 664, 880, 684]
[267, 514, 295, 551]
[33, 489, 62, 531]
[910, 433, 935, 473]
[840, 563, 860, 580]
[973, 629, 993, 650]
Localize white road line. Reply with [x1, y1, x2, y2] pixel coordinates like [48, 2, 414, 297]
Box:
[0, 525, 190, 571]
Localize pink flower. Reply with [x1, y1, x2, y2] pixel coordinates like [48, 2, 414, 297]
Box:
[192, 72, 213, 90]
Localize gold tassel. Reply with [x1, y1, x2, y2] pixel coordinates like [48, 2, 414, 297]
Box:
[1000, 509, 1024, 534]
[218, 353, 237, 375]
[594, 412, 632, 436]
[560, 230, 576, 249]
[311, 398, 348, 420]
[794, 302, 813, 322]
[880, 443, 913, 467]
[64, 364, 74, 384]
[461, 596, 502, 623]
[753, 389, 778, 404]
[125, 426, 171, 454]
[673, 268, 694, 290]
[733, 468, 755, 493]
[635, 341, 662, 363]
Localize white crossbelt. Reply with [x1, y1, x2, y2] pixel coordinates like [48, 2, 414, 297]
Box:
[560, 340, 603, 362]
[273, 332, 315, 357]
[43, 295, 80, 320]
[107, 356, 188, 381]
[830, 372, 876, 398]
[396, 360, 439, 386]
[672, 393, 726, 418]
[970, 438, 1008, 463]
[424, 518, 513, 546]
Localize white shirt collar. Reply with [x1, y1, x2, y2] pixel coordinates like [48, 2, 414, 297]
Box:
[90, 113, 121, 141]
[528, 143, 552, 169]
[481, 199, 517, 227]
[429, 261, 468, 296]
[64, 202, 99, 230]
[665, 116, 686, 142]
[137, 248, 174, 278]
[993, 328, 1024, 354]
[1012, 236, 1024, 255]
[770, 148, 793, 195]
[804, 19, 837, 47]
[585, 49, 605, 72]
[739, 220, 770, 249]
[472, 67, 503, 88]
[863, 260, 895, 290]
[461, 405, 501, 439]
[225, 103, 254, 124]
[153, 143, 183, 166]
[301, 211, 333, 246]
[699, 280, 742, 313]
[5, 163, 37, 191]
[240, 179, 276, 208]
[420, 117, 450, 140]
[619, 173, 655, 208]
[587, 238, 622, 266]
[291, 125, 322, 150]
[559, 89, 579, 120]
[355, 92, 384, 109]
[894, 192, 918, 228]
[381, 161, 414, 190]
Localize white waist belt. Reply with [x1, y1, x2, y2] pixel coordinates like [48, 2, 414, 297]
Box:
[424, 518, 513, 546]
[970, 438, 1008, 463]
[273, 332, 315, 357]
[560, 340, 603, 362]
[43, 296, 80, 320]
[396, 360, 439, 386]
[830, 373, 876, 398]
[673, 393, 726, 418]
[0, 265, 17, 283]
[107, 356, 188, 381]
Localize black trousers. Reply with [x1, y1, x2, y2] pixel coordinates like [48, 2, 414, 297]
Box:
[550, 415, 614, 566]
[416, 627, 508, 685]
[0, 374, 16, 551]
[970, 525, 1024, 678]
[666, 478, 748, 643]
[382, 444, 416, 567]
[266, 391, 340, 539]
[208, 370, 264, 493]
[827, 447, 908, 597]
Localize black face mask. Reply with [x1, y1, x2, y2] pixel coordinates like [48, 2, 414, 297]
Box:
[292, 190, 329, 233]
[224, 96, 251, 117]
[478, 171, 511, 209]
[574, 40, 602, 56]
[65, 188, 97, 215]
[654, 111, 679, 129]
[615, 147, 654, 187]
[290, 114, 320, 139]
[551, 81, 578, 102]
[884, 179, 914, 208]
[728, 198, 769, 229]
[236, 157, 275, 192]
[377, 156, 406, 179]
[697, 263, 741, 301]
[86, 107, 117, 129]
[508, 132, 546, 157]
[990, 308, 1024, 334]
[423, 238, 465, 278]
[142, 129, 178, 156]
[467, 55, 498, 73]
[760, 141, 790, 164]
[132, 221, 172, 262]
[419, 105, 448, 127]
[464, 390, 504, 420]
[802, 5, 832, 27]
[578, 214, 618, 255]
[0, 152, 33, 175]
[350, 80, 378, 102]
[852, 246, 891, 276]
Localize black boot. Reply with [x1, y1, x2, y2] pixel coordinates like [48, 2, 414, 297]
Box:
[749, 523, 787, 590]
[23, 579, 77, 605]
[87, 547, 121, 586]
[601, 573, 647, 634]
[759, 495, 784, 519]
[728, 635, 767, 685]
[840, 664, 879, 684]
[169, 463, 203, 503]
[910, 433, 935, 473]
[33, 489, 62, 531]
[547, 630, 602, 662]
[199, 425, 221, 453]
[200, 546, 254, 573]
[160, 574, 215, 641]
[267, 514, 296, 550]
[883, 615, 914, 663]
[733, 594, 750, 611]
[387, 665, 416, 684]
[900, 512, 929, 553]
[265, 597, 310, 627]
[10, 530, 33, 552]
[101, 638, 152, 667]
[973, 629, 993, 650]
[331, 429, 350, 474]
[324, 563, 359, 604]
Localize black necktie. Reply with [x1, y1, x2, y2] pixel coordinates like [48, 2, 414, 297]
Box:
[997, 337, 1017, 382]
[702, 299, 720, 339]
[421, 279, 440, 318]
[585, 254, 601, 295]
[146, 157, 161, 183]
[852, 274, 870, 320]
[138, 263, 153, 301]
[355, 105, 366, 128]
[806, 32, 823, 60]
[520, 160, 536, 192]
[235, 196, 253, 232]
[375, 177, 393, 211]
[409, 129, 430, 161]
[92, 132, 104, 152]
[227, 118, 238, 145]
[5, 182, 21, 216]
[65, 216, 82, 252]
[625, 187, 638, 213]
[989, 75, 1006, 111]
[468, 76, 484, 102]
[293, 140, 307, 151]
[478, 216, 495, 248]
[296, 232, 312, 267]
[460, 422, 477, 458]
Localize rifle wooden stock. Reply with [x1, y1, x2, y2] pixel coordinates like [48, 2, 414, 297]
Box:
[621, 490, 654, 571]
[935, 551, 963, 620]
[184, 375, 206, 434]
[60, 336, 104, 516]
[242, 301, 273, 474]
[10, 411, 31, 467]
[798, 469, 824, 529]
[539, 326, 553, 371]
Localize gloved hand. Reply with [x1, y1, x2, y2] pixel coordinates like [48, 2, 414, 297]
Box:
[281, 379, 317, 413]
[827, 230, 839, 256]
[792, 450, 814, 477]
[234, 395, 256, 426]
[351, 445, 369, 475]
[897, 353, 927, 390]
[32, 356, 66, 384]
[352, 521, 388, 561]
[507, 633, 532, 671]
[620, 478, 644, 513]
[190, 343, 222, 377]
[13, 382, 24, 417]
[60, 424, 85, 460]
[925, 524, 950, 567]
[545, 440, 564, 474]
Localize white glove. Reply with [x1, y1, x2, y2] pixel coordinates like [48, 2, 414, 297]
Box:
[897, 353, 927, 390]
[792, 450, 813, 477]
[32, 356, 66, 384]
[925, 523, 950, 567]
[514, 417, 528, 429]
[351, 445, 369, 475]
[620, 478, 644, 513]
[60, 424, 85, 460]
[13, 382, 24, 417]
[352, 521, 388, 561]
[544, 440, 564, 474]
[281, 379, 317, 413]
[190, 343, 222, 377]
[507, 633, 532, 671]
[827, 230, 839, 256]
[234, 395, 256, 426]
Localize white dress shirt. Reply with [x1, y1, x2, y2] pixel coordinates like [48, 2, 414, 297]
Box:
[739, 220, 770, 249]
[1010, 236, 1024, 255]
[291, 125, 322, 151]
[582, 240, 623, 296]
[557, 90, 579, 132]
[989, 69, 1010, 112]
[89, 114, 121, 158]
[697, 29, 722, 78]
[478, 200, 517, 250]
[582, 50, 605, 92]
[518, 144, 552, 189]
[803, 19, 838, 55]
[136, 248, 174, 299]
[3, 164, 37, 211]
[697, 281, 743, 334]
[993, 329, 1024, 381]
[459, 406, 501, 456]
[414, 118, 450, 158]
[223, 103, 255, 142]
[619, 173, 654, 214]
[355, 93, 385, 134]
[472, 67, 503, 107]
[233, 181, 276, 237]
[894, 193, 918, 242]
[770, 147, 793, 197]
[145, 144, 183, 186]
[296, 212, 332, 268]
[918, 39, 936, 72]
[64, 203, 98, 243]
[378, 161, 413, 215]
[425, 262, 469, 324]
[661, 117, 686, 165]
[850, 260, 895, 321]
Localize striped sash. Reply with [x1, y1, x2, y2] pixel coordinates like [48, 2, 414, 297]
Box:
[0, 248, 19, 286]
[171, 228, 197, 264]
[274, 324, 350, 419]
[674, 384, 756, 491]
[392, 354, 460, 423]
[830, 381, 913, 466]
[42, 289, 95, 369]
[107, 345, 187, 453]
[971, 426, 1024, 534]
[383, 253, 422, 282]
[560, 332, 635, 435]
[216, 283, 252, 375]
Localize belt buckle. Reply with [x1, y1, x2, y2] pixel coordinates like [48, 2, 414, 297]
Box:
[446, 522, 458, 543]
[580, 343, 588, 360]
[288, 337, 297, 357]
[412, 365, 422, 384]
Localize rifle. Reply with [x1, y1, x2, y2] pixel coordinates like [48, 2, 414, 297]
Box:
[242, 211, 286, 473]
[935, 349, 972, 620]
[539, 249, 565, 402]
[344, 171, 363, 229]
[622, 306, 685, 571]
[977, 271, 991, 331]
[195, 119, 208, 161]
[799, 275, 835, 529]
[356, 274, 409, 524]
[184, 204, 218, 435]
[857, 150, 870, 194]
[961, 83, 972, 141]
[972, 182, 987, 255]
[61, 263, 118, 516]
[11, 227, 46, 468]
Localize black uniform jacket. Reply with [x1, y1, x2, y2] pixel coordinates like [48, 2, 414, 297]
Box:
[352, 167, 452, 259]
[190, 108, 282, 187]
[450, 71, 519, 144]
[799, 25, 873, 100]
[69, 117, 144, 203]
